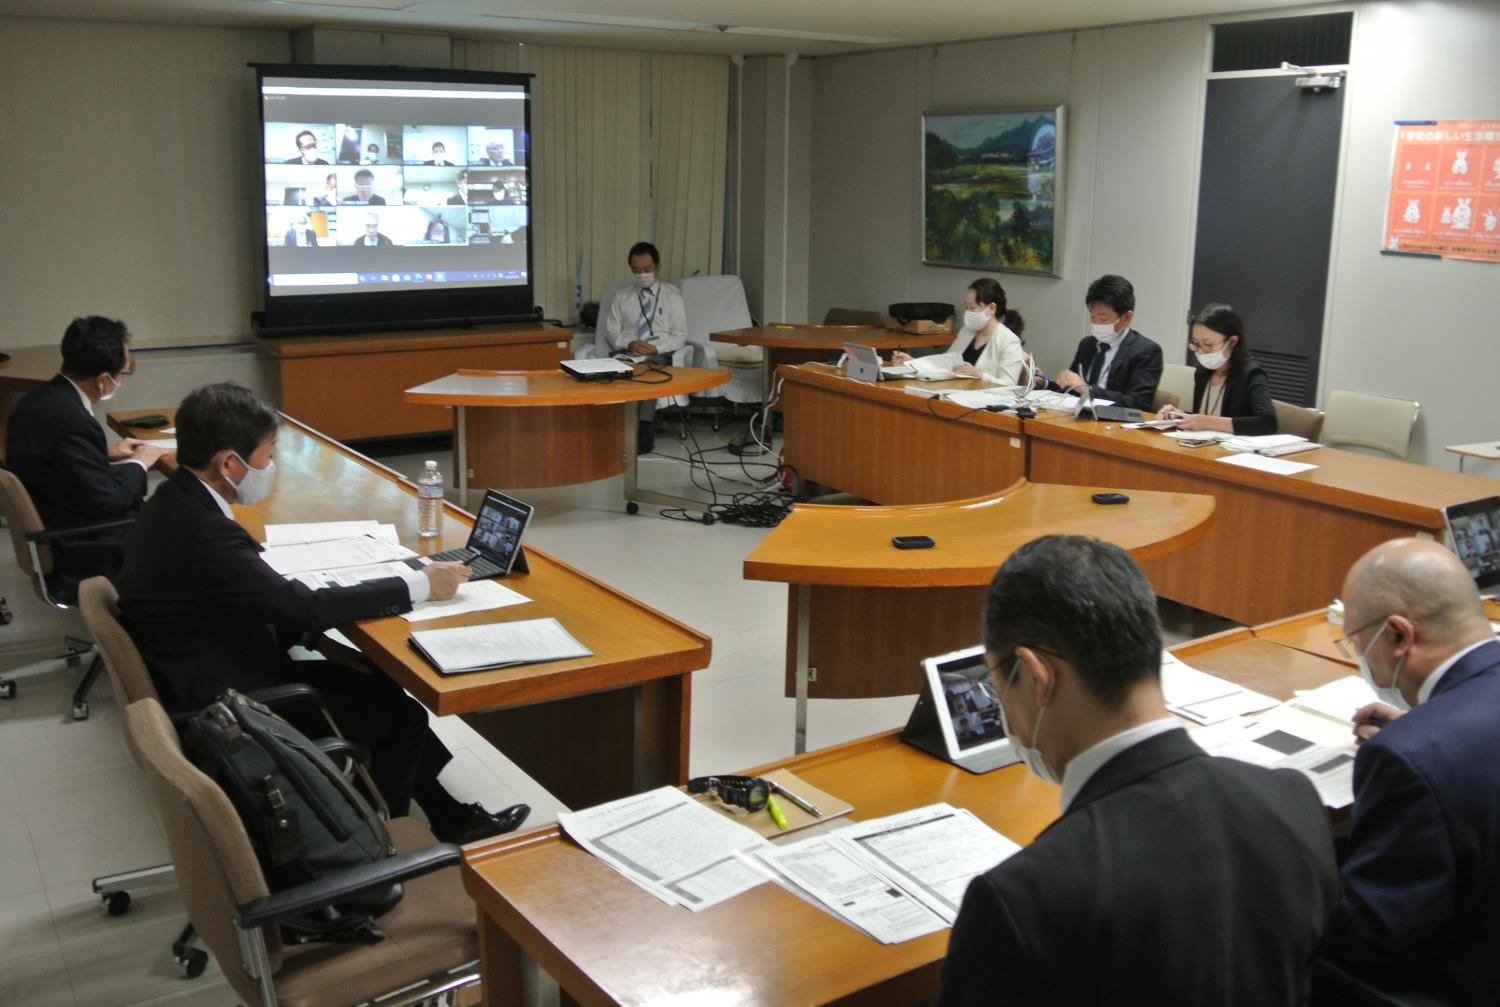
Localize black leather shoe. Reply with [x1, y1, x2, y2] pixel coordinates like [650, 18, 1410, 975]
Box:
[637, 420, 656, 454]
[431, 802, 531, 844]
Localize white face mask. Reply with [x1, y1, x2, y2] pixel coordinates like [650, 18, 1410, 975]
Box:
[633, 271, 656, 289]
[999, 658, 1060, 784]
[98, 373, 123, 402]
[1357, 621, 1410, 711]
[228, 452, 277, 506]
[1194, 350, 1227, 370]
[1090, 320, 1125, 347]
[963, 308, 991, 332]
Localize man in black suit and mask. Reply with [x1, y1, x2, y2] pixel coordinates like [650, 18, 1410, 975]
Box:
[1049, 274, 1163, 411]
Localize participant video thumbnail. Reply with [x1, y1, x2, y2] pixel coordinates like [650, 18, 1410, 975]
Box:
[266, 207, 336, 248]
[265, 165, 340, 207]
[335, 124, 404, 165]
[337, 165, 403, 206]
[404, 167, 466, 206]
[340, 206, 473, 247]
[469, 206, 527, 245]
[467, 169, 528, 205]
[403, 125, 468, 166]
[468, 127, 522, 167]
[265, 122, 335, 165]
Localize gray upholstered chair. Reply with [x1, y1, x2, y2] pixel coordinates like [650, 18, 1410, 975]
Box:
[1273, 399, 1327, 442]
[125, 696, 480, 1007]
[1321, 390, 1420, 459]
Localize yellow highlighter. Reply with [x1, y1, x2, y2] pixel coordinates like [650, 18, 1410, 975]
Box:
[765, 793, 790, 831]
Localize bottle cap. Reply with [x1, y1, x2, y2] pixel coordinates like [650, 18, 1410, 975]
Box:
[424, 459, 437, 467]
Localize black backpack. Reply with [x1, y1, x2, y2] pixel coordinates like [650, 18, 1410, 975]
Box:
[184, 689, 400, 941]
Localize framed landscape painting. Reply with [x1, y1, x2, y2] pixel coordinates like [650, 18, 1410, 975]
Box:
[923, 107, 1064, 276]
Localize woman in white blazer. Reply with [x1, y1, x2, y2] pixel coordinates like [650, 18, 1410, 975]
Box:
[894, 277, 1029, 385]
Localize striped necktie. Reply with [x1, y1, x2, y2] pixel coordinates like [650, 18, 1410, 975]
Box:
[637, 288, 655, 343]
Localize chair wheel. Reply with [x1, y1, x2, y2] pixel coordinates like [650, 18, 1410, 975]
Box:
[104, 891, 131, 916]
[626, 502, 639, 515]
[176, 948, 209, 979]
[0, 680, 14, 699]
[72, 700, 89, 721]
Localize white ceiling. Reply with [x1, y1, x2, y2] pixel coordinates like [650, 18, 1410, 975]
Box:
[0, 0, 1321, 56]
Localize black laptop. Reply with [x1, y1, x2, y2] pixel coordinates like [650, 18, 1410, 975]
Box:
[406, 490, 533, 580]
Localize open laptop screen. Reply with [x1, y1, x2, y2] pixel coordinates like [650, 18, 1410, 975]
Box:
[921, 645, 1010, 760]
[1444, 497, 1500, 594]
[468, 490, 533, 575]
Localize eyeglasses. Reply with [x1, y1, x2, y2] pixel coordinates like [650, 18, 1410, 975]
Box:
[1332, 615, 1388, 659]
[1186, 339, 1227, 354]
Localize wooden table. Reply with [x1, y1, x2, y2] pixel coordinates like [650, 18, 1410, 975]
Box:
[405, 367, 730, 513]
[461, 625, 1348, 1007]
[260, 325, 573, 442]
[778, 363, 1027, 504]
[743, 479, 1215, 752]
[711, 325, 953, 406]
[1025, 414, 1500, 626]
[110, 408, 713, 810]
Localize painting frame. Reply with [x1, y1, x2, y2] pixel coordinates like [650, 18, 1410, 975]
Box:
[922, 106, 1065, 277]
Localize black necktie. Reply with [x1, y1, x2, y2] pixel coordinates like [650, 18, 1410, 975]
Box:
[1085, 341, 1108, 385]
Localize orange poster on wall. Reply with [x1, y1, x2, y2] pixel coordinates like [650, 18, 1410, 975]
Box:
[1383, 119, 1500, 263]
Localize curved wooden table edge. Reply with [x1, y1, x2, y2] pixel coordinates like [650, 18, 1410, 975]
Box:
[743, 479, 1217, 587]
[403, 366, 731, 407]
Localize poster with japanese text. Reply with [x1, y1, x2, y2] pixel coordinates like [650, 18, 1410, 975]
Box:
[1383, 119, 1500, 263]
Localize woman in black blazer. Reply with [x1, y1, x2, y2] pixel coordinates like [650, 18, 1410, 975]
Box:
[1158, 303, 1277, 436]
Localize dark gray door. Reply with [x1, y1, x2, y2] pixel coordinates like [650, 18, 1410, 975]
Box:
[1189, 75, 1345, 406]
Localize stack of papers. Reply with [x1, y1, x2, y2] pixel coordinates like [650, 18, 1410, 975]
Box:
[1222, 433, 1317, 457]
[756, 804, 1021, 944]
[1160, 651, 1278, 724]
[1163, 429, 1231, 443]
[261, 535, 417, 576]
[265, 520, 401, 546]
[560, 787, 771, 911]
[1191, 702, 1358, 807]
[1289, 675, 1380, 726]
[408, 617, 590, 674]
[1217, 452, 1319, 476]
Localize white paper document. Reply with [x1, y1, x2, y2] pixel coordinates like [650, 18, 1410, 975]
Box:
[1291, 675, 1380, 726]
[292, 560, 414, 591]
[1160, 651, 1278, 725]
[265, 521, 401, 546]
[261, 535, 416, 576]
[835, 804, 1021, 923]
[1163, 430, 1231, 443]
[399, 579, 531, 622]
[408, 617, 591, 674]
[1216, 452, 1318, 476]
[559, 787, 769, 911]
[906, 353, 965, 381]
[1191, 704, 1357, 808]
[756, 835, 948, 944]
[944, 388, 1021, 410]
[139, 438, 177, 451]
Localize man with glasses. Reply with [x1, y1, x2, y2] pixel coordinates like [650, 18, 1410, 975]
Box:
[1323, 538, 1500, 1004]
[938, 535, 1336, 1006]
[283, 129, 328, 165]
[5, 316, 169, 600]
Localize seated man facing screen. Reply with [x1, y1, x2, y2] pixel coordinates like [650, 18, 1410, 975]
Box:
[601, 240, 688, 454]
[1323, 538, 1500, 1004]
[1048, 274, 1162, 411]
[114, 382, 528, 844]
[1157, 302, 1278, 435]
[939, 535, 1336, 1007]
[5, 316, 169, 600]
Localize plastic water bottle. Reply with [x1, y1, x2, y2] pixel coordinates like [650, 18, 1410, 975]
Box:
[417, 460, 444, 538]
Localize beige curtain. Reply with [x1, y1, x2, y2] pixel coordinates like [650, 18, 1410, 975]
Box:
[453, 39, 729, 319]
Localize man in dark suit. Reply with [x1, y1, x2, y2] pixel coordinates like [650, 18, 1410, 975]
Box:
[478, 142, 513, 166]
[1323, 538, 1500, 1004]
[341, 168, 387, 205]
[351, 211, 393, 248]
[114, 382, 528, 843]
[446, 169, 469, 205]
[423, 141, 454, 166]
[282, 214, 317, 247]
[5, 316, 168, 600]
[282, 129, 328, 165]
[1049, 273, 1163, 411]
[938, 535, 1337, 1007]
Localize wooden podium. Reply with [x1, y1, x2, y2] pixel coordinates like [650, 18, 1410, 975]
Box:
[259, 324, 571, 441]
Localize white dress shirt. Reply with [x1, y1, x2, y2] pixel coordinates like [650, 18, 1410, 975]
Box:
[1058, 717, 1183, 812]
[196, 476, 429, 605]
[64, 374, 148, 473]
[603, 281, 688, 355]
[1417, 638, 1495, 705]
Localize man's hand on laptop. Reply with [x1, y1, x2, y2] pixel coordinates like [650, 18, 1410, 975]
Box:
[422, 561, 469, 601]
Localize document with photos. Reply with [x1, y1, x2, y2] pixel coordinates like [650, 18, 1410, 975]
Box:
[408, 618, 590, 674]
[559, 786, 769, 911]
[1191, 703, 1357, 808]
[1160, 651, 1278, 725]
[261, 535, 415, 576]
[755, 833, 948, 945]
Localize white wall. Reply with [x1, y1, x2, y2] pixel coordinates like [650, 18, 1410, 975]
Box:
[738, 55, 813, 324]
[806, 1, 1497, 466]
[1324, 0, 1500, 468]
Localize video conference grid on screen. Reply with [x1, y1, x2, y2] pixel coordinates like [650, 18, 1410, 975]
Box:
[261, 76, 530, 298]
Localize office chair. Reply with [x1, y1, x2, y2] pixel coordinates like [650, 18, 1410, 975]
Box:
[126, 696, 481, 1007]
[79, 576, 375, 980]
[0, 467, 122, 719]
[1155, 362, 1196, 414]
[1321, 390, 1420, 459]
[1274, 399, 1327, 441]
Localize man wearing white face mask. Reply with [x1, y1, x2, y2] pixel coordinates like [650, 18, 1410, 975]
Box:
[1048, 273, 1163, 411]
[939, 535, 1336, 1006]
[1323, 539, 1500, 1004]
[115, 382, 530, 843]
[601, 240, 688, 453]
[6, 316, 169, 601]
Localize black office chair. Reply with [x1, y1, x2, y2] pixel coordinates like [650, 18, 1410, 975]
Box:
[1310, 958, 1454, 1007]
[0, 467, 126, 719]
